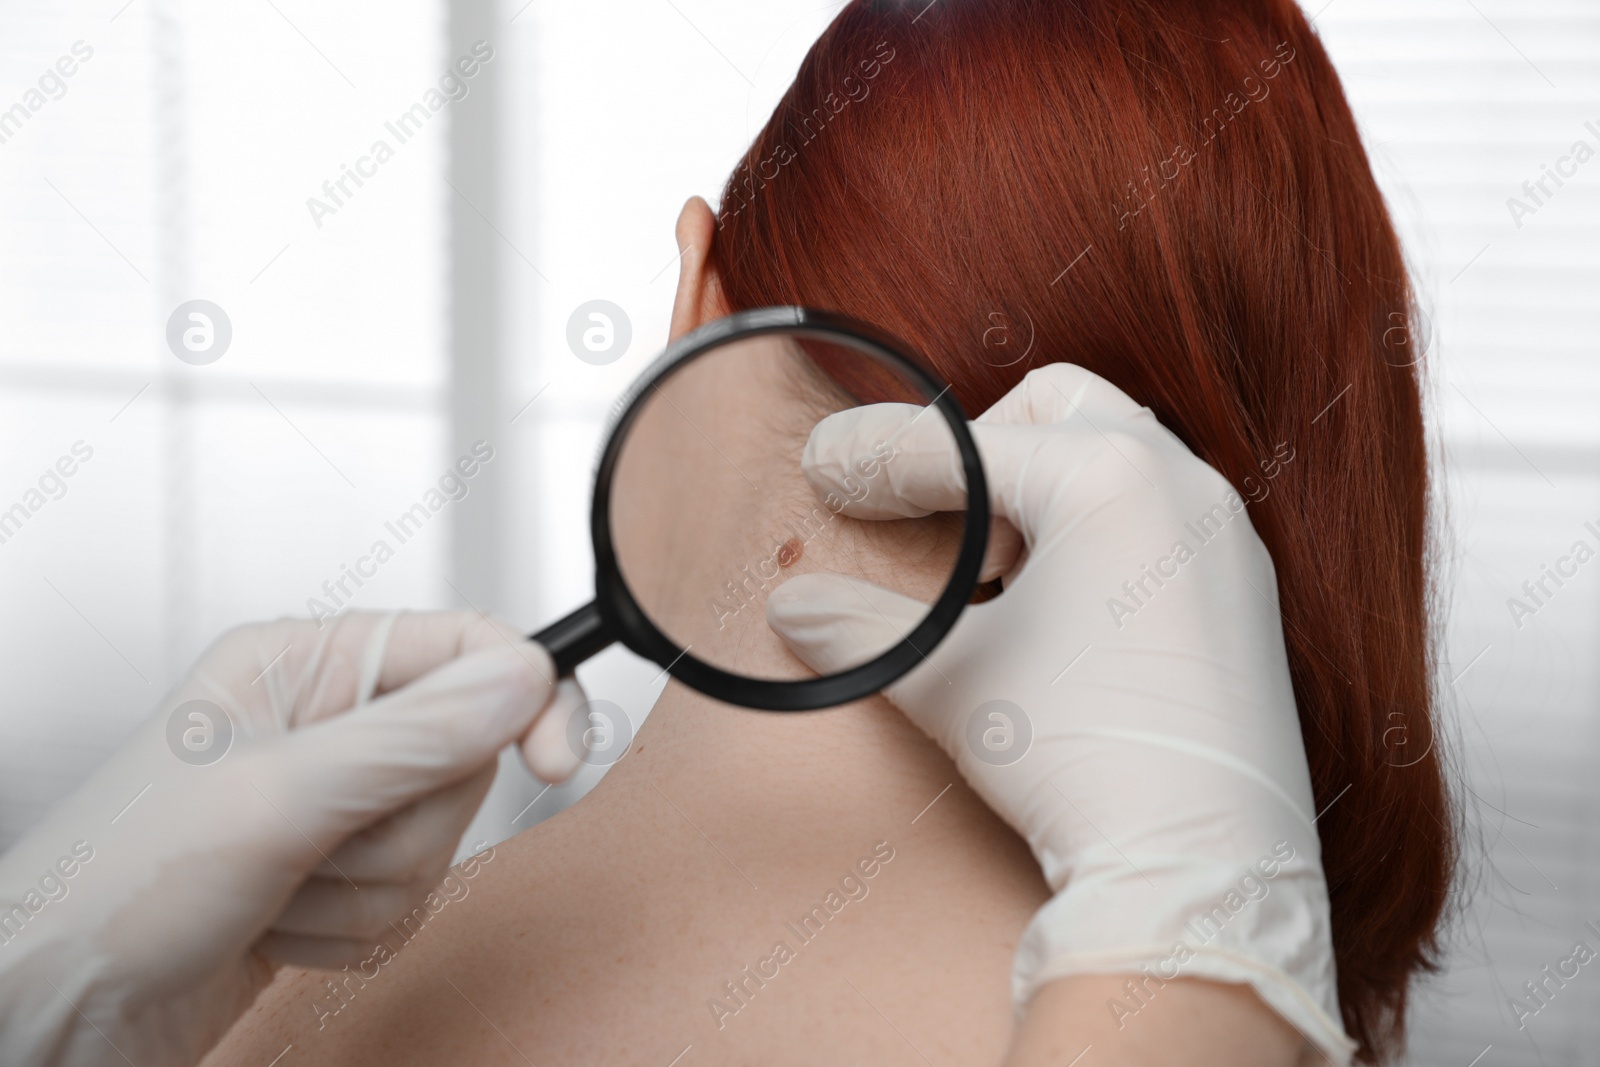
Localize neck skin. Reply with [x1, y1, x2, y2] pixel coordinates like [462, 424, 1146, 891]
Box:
[611, 335, 954, 685]
[609, 334, 832, 682]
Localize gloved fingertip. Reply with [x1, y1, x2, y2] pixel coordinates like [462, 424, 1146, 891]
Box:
[801, 404, 945, 520]
[443, 642, 555, 740]
[520, 678, 585, 784]
[980, 517, 1025, 583]
[766, 573, 923, 675]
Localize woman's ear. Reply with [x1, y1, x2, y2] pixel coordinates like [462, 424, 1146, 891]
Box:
[669, 195, 730, 341]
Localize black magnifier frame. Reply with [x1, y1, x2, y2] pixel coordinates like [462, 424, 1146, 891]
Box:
[529, 305, 989, 712]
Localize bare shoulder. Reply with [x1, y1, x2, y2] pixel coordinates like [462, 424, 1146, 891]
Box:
[206, 696, 1049, 1066]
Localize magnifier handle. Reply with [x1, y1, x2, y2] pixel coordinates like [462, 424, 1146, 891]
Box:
[529, 600, 611, 678]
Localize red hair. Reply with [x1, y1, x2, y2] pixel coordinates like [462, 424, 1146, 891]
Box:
[711, 0, 1452, 1060]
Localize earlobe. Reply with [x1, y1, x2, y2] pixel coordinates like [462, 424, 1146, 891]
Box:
[669, 196, 730, 341]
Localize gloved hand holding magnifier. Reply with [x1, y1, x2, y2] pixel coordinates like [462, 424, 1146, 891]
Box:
[529, 306, 990, 711]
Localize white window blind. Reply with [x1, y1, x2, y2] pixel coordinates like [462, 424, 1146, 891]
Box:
[0, 0, 452, 846]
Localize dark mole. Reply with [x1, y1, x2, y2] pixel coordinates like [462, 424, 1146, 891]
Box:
[776, 536, 804, 568]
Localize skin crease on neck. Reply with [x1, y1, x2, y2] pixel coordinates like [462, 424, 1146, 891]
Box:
[201, 196, 1051, 1066]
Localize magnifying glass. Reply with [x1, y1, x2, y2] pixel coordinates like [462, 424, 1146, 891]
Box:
[528, 306, 989, 712]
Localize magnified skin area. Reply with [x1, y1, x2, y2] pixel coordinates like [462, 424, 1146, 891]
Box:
[777, 536, 803, 567]
[202, 331, 1048, 1066]
[608, 334, 963, 681]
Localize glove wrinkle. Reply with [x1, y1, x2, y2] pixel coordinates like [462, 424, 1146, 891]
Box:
[357, 611, 403, 707]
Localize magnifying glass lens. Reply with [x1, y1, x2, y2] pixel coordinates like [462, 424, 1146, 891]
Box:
[607, 329, 963, 684]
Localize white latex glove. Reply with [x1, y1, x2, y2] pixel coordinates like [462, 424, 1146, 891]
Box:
[0, 610, 585, 1067]
[767, 364, 1356, 1064]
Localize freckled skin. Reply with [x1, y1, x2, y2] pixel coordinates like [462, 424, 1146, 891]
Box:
[776, 537, 803, 568]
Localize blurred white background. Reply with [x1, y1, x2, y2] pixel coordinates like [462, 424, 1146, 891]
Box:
[0, 1, 1595, 1062]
